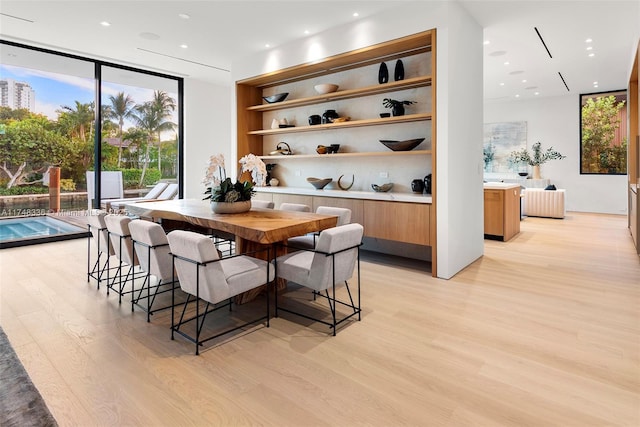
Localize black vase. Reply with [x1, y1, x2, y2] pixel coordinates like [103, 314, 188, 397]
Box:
[411, 179, 424, 193]
[391, 104, 405, 116]
[424, 174, 432, 194]
[322, 109, 339, 124]
[394, 59, 405, 81]
[378, 62, 389, 84]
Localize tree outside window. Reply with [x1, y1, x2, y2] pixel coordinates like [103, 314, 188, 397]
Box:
[580, 90, 627, 174]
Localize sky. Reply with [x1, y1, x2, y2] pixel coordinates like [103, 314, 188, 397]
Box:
[0, 64, 178, 131]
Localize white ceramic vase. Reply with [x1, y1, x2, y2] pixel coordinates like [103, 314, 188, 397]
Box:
[210, 200, 251, 214]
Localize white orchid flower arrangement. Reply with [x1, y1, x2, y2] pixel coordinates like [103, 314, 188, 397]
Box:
[203, 153, 266, 202]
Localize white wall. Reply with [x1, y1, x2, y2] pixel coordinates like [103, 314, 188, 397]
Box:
[231, 1, 484, 279]
[485, 95, 628, 214]
[183, 78, 231, 199]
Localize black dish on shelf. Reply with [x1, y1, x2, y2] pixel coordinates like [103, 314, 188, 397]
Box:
[518, 172, 529, 177]
[379, 138, 425, 151]
[263, 92, 289, 103]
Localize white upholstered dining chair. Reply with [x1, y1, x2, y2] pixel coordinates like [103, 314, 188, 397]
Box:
[251, 199, 275, 209]
[275, 223, 363, 335]
[129, 219, 179, 322]
[287, 206, 352, 250]
[167, 230, 275, 354]
[279, 202, 311, 212]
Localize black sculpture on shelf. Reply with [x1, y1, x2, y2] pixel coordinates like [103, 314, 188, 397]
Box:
[266, 164, 277, 186]
[424, 174, 432, 195]
[378, 62, 389, 84]
[394, 59, 405, 81]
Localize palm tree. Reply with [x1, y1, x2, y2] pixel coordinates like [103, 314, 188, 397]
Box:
[149, 90, 176, 171]
[57, 101, 95, 142]
[105, 92, 136, 167]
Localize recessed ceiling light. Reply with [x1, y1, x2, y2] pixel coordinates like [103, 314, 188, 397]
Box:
[585, 38, 593, 43]
[594, 84, 599, 88]
[353, 12, 359, 17]
[180, 44, 188, 49]
[483, 40, 490, 45]
[499, 82, 505, 86]
[521, 79, 527, 83]
[304, 30, 310, 35]
[178, 13, 190, 19]
[593, 81, 598, 85]
[504, 61, 510, 66]
[100, 21, 111, 27]
[586, 46, 593, 51]
[265, 43, 270, 48]
[588, 53, 595, 57]
[515, 94, 520, 98]
[534, 92, 540, 95]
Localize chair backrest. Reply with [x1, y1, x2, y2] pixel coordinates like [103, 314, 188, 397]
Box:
[87, 211, 114, 255]
[129, 220, 173, 282]
[315, 206, 351, 226]
[280, 202, 311, 212]
[309, 223, 363, 290]
[158, 183, 178, 200]
[167, 230, 229, 304]
[104, 214, 138, 266]
[144, 182, 169, 200]
[252, 199, 275, 209]
[86, 171, 124, 201]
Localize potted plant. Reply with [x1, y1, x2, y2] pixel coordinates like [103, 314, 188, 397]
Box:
[509, 141, 566, 179]
[382, 98, 415, 116]
[203, 153, 266, 213]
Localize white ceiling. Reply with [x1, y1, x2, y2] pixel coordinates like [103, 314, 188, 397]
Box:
[1, 0, 639, 101]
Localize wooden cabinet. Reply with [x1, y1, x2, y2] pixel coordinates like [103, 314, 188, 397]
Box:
[363, 200, 430, 245]
[236, 29, 437, 274]
[484, 185, 520, 242]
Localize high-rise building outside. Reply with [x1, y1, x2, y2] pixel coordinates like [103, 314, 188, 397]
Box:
[0, 78, 36, 111]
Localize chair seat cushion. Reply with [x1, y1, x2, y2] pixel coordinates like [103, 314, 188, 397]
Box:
[276, 251, 317, 289]
[222, 256, 275, 297]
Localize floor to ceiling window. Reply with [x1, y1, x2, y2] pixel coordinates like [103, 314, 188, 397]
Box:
[0, 41, 183, 220]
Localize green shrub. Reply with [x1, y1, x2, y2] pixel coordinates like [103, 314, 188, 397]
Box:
[120, 168, 162, 189]
[0, 185, 49, 196]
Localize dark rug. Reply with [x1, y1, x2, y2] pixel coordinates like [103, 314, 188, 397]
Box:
[0, 327, 58, 427]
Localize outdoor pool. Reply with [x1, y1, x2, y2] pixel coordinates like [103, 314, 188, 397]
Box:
[0, 216, 88, 249]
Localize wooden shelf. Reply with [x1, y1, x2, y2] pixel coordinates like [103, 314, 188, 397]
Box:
[259, 150, 431, 160]
[248, 113, 432, 136]
[248, 76, 432, 112]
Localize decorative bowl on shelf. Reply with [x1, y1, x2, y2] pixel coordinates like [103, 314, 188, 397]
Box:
[307, 177, 332, 190]
[379, 138, 425, 152]
[314, 84, 339, 94]
[371, 183, 393, 192]
[518, 172, 529, 177]
[262, 92, 289, 103]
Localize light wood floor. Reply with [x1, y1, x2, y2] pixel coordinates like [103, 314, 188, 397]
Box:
[1, 212, 638, 426]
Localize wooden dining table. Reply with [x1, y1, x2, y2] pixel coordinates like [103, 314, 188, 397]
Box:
[124, 198, 338, 303]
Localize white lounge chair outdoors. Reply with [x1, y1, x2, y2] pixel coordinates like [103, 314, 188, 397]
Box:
[101, 182, 168, 211]
[110, 183, 179, 211]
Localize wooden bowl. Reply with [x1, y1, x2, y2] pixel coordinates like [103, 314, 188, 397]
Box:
[307, 177, 332, 189]
[379, 138, 425, 151]
[314, 84, 339, 94]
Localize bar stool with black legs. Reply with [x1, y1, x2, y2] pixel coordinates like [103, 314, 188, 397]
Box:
[87, 211, 114, 289]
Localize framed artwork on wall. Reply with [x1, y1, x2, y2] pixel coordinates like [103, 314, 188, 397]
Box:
[483, 121, 527, 173]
